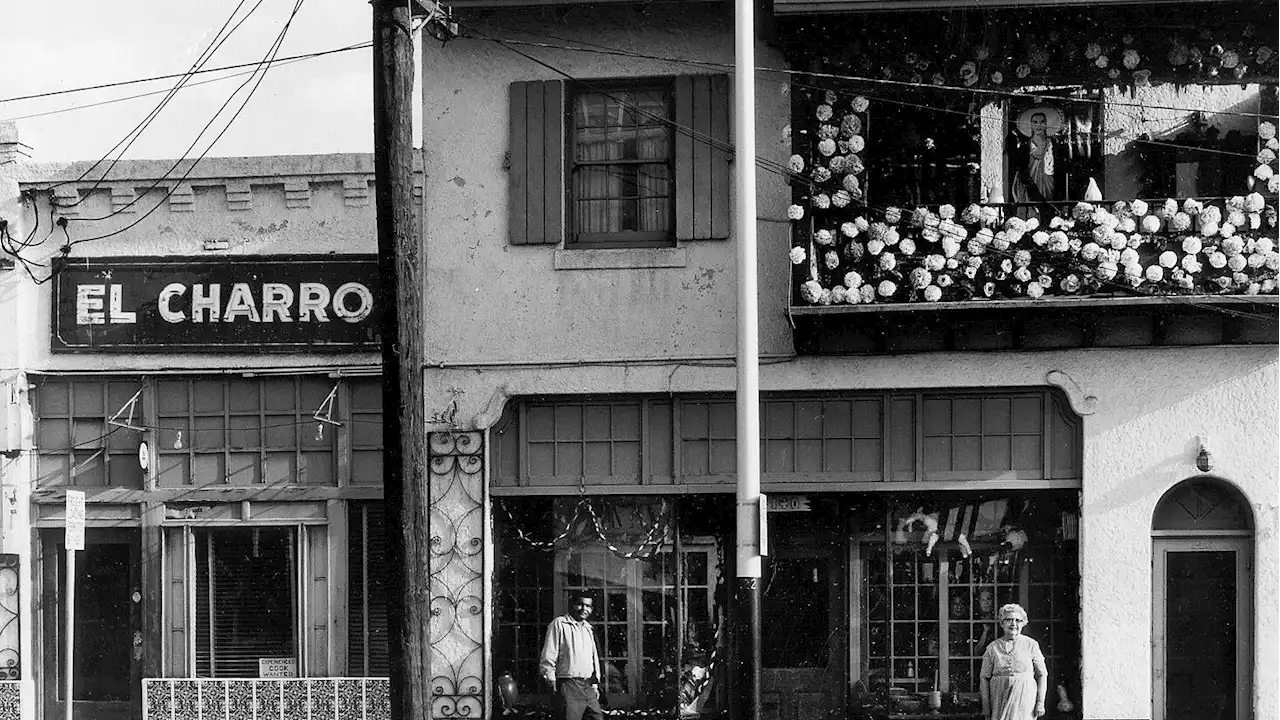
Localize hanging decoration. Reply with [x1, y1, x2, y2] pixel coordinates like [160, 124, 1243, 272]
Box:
[788, 90, 1280, 305]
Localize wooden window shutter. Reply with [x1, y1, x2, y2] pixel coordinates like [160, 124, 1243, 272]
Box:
[163, 527, 190, 676]
[508, 80, 565, 246]
[675, 74, 731, 241]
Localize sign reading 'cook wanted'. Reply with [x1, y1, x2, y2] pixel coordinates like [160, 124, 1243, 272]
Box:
[51, 256, 381, 352]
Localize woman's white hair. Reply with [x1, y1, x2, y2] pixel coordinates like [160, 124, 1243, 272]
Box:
[998, 603, 1028, 622]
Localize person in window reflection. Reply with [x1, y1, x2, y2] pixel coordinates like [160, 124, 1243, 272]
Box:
[980, 604, 1048, 720]
[540, 592, 605, 720]
[1009, 106, 1065, 219]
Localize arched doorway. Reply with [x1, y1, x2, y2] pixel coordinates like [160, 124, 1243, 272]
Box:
[1151, 476, 1254, 720]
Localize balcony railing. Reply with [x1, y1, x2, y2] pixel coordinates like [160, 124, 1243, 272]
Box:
[786, 198, 1279, 353]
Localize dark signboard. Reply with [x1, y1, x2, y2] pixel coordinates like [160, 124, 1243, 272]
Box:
[51, 256, 381, 352]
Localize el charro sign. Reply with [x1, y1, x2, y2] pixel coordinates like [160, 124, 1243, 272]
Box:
[51, 255, 381, 352]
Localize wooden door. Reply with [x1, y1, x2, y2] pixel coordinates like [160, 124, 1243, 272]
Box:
[43, 530, 142, 720]
[760, 547, 846, 720]
[1153, 537, 1252, 720]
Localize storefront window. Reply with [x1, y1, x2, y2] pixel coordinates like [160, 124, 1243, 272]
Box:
[194, 528, 296, 678]
[494, 496, 729, 715]
[856, 493, 1080, 716]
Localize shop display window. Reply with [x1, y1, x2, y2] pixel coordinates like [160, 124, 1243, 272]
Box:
[494, 496, 729, 715]
[194, 527, 297, 678]
[856, 493, 1081, 716]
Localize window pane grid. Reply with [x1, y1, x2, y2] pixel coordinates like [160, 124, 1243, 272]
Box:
[35, 379, 145, 488]
[157, 378, 335, 486]
[571, 84, 674, 243]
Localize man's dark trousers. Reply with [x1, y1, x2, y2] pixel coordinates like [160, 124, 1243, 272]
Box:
[552, 678, 603, 720]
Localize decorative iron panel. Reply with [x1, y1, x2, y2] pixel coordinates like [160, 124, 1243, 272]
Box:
[141, 678, 390, 720]
[428, 431, 485, 719]
[0, 555, 17, 681]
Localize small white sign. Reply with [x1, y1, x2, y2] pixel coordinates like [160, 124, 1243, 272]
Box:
[65, 490, 86, 551]
[258, 657, 297, 678]
[767, 494, 811, 512]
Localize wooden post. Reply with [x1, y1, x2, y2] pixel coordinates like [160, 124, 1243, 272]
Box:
[373, 1, 427, 719]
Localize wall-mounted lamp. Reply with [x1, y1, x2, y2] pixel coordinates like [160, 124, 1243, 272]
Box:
[1196, 435, 1213, 473]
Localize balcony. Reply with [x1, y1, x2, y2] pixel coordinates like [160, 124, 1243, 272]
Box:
[787, 199, 1279, 354]
[773, 0, 1219, 14]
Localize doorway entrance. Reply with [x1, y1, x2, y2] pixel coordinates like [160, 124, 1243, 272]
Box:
[1151, 477, 1254, 720]
[42, 529, 142, 720]
[760, 515, 847, 720]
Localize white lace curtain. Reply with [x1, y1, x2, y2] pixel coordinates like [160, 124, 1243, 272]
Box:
[573, 91, 672, 236]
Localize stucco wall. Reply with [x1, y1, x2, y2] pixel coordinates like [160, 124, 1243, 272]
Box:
[1103, 83, 1265, 199]
[420, 6, 796, 365]
[6, 155, 382, 371]
[426, 343, 1279, 720]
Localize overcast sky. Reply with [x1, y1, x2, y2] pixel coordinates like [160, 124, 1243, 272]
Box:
[0, 0, 420, 163]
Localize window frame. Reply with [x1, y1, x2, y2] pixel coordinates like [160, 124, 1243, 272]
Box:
[565, 77, 678, 249]
[192, 526, 301, 679]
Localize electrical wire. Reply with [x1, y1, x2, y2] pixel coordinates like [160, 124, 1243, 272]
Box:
[472, 32, 1280, 121]
[473, 22, 1279, 325]
[0, 43, 371, 108]
[7, 0, 313, 282]
[52, 0, 269, 208]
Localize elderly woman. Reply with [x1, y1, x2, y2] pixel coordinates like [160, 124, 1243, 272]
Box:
[980, 603, 1047, 720]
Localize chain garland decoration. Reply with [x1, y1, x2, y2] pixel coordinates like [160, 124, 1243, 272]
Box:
[497, 497, 671, 560]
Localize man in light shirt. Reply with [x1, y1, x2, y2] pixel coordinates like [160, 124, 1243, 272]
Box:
[539, 591, 604, 720]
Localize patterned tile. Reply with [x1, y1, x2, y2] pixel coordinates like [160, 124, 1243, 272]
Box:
[173, 680, 200, 720]
[366, 679, 391, 720]
[336, 679, 363, 719]
[283, 679, 308, 720]
[310, 679, 335, 720]
[201, 680, 227, 719]
[256, 681, 281, 720]
[146, 680, 172, 720]
[0, 682, 20, 720]
[227, 681, 254, 720]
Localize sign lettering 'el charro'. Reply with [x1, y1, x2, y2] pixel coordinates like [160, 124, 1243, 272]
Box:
[53, 256, 381, 351]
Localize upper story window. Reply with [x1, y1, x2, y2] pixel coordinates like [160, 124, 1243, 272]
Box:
[570, 83, 674, 247]
[508, 75, 731, 248]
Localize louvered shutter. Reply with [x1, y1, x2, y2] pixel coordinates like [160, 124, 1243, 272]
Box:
[508, 80, 566, 246]
[348, 503, 390, 676]
[675, 74, 732, 241]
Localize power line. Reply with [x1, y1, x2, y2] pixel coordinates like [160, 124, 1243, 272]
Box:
[470, 24, 1279, 324]
[0, 42, 370, 108]
[471, 32, 1279, 122]
[6, 0, 311, 280]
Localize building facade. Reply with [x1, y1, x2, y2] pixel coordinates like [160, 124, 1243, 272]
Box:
[0, 148, 403, 720]
[419, 2, 1277, 720]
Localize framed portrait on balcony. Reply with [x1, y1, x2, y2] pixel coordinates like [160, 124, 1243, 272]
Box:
[1004, 94, 1102, 215]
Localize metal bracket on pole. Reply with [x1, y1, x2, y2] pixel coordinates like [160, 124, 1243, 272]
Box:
[412, 0, 459, 42]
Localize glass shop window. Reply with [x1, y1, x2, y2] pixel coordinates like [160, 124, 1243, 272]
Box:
[493, 496, 729, 716]
[34, 378, 146, 488]
[156, 377, 336, 486]
[855, 493, 1080, 716]
[194, 527, 297, 678]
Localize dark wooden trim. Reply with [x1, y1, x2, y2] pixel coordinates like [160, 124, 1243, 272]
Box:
[31, 485, 384, 504]
[790, 294, 1279, 315]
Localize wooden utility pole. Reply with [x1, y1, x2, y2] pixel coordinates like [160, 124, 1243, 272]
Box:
[373, 1, 426, 719]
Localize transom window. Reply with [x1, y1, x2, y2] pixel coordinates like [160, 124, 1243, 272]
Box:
[570, 82, 675, 247]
